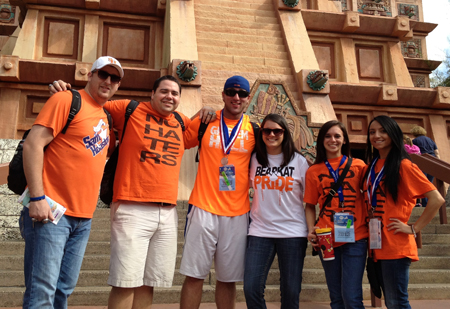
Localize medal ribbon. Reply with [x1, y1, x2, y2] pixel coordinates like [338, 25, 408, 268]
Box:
[366, 157, 385, 210]
[324, 156, 347, 203]
[219, 110, 243, 155]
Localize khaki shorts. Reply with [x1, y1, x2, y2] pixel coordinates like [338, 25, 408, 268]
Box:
[107, 201, 178, 288]
[179, 205, 249, 282]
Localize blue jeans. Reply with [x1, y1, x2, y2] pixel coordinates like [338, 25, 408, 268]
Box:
[244, 236, 307, 309]
[20, 206, 91, 309]
[320, 239, 367, 309]
[379, 258, 412, 309]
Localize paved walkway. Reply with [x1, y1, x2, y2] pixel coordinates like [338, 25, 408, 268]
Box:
[5, 300, 450, 308]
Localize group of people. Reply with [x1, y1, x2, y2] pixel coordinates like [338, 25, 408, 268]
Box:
[19, 55, 445, 309]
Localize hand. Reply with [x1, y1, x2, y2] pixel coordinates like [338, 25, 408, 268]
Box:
[198, 106, 217, 124]
[29, 199, 55, 222]
[308, 227, 320, 250]
[387, 218, 410, 235]
[49, 80, 71, 95]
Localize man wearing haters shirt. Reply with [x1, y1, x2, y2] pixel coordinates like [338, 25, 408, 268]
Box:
[180, 76, 257, 309]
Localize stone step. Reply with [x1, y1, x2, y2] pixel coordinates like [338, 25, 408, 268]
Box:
[197, 38, 287, 53]
[409, 208, 450, 224]
[202, 62, 293, 75]
[195, 0, 274, 11]
[198, 46, 288, 61]
[198, 53, 290, 68]
[420, 223, 450, 234]
[195, 3, 277, 18]
[3, 283, 450, 307]
[196, 17, 280, 32]
[195, 23, 282, 38]
[197, 31, 284, 45]
[195, 8, 278, 24]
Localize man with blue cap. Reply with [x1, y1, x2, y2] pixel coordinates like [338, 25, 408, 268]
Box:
[180, 76, 257, 308]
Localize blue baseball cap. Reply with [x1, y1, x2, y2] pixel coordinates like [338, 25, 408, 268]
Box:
[223, 75, 250, 93]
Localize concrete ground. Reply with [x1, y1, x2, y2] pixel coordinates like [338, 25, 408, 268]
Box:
[5, 300, 450, 309]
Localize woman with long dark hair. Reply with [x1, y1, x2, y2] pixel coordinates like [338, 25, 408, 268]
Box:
[364, 115, 444, 308]
[304, 120, 368, 309]
[244, 114, 309, 309]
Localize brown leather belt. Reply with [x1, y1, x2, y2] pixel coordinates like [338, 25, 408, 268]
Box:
[149, 202, 174, 207]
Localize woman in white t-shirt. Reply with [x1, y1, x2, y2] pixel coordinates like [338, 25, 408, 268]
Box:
[244, 114, 309, 309]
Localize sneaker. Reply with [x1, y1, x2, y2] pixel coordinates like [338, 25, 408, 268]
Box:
[415, 203, 422, 207]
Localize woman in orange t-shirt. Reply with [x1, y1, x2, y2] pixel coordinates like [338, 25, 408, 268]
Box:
[305, 120, 368, 309]
[363, 115, 444, 309]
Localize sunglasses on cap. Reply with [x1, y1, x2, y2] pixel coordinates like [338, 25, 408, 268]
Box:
[224, 88, 249, 98]
[93, 70, 121, 84]
[261, 128, 285, 136]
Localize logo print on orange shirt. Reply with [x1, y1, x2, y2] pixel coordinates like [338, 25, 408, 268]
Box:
[254, 166, 295, 192]
[140, 114, 182, 166]
[208, 125, 249, 153]
[83, 119, 109, 156]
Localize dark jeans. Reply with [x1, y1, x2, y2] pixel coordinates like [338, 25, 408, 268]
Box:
[320, 239, 367, 309]
[379, 258, 412, 309]
[244, 236, 307, 309]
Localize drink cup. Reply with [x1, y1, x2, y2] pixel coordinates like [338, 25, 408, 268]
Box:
[316, 227, 335, 261]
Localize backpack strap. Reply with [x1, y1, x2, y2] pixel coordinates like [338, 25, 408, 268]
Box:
[250, 121, 259, 138]
[121, 100, 140, 140]
[61, 89, 82, 134]
[196, 122, 209, 162]
[173, 111, 186, 132]
[103, 108, 113, 132]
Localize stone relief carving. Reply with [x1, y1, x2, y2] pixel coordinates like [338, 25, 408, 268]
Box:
[0, 4, 15, 24]
[358, 0, 392, 17]
[401, 39, 422, 58]
[398, 3, 419, 21]
[176, 61, 198, 82]
[307, 70, 328, 91]
[247, 80, 317, 162]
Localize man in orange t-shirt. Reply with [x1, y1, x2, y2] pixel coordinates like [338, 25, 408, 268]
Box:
[179, 76, 257, 309]
[21, 56, 122, 308]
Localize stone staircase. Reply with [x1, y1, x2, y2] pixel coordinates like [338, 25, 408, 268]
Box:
[1, 203, 450, 307]
[195, 0, 300, 109]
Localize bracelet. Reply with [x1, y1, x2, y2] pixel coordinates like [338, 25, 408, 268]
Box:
[30, 195, 45, 202]
[411, 224, 417, 238]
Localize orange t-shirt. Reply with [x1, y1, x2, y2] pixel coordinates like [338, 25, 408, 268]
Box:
[184, 111, 256, 216]
[105, 100, 191, 204]
[363, 158, 436, 261]
[304, 156, 368, 247]
[34, 90, 110, 218]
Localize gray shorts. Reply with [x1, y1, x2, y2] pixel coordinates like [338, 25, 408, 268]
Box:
[179, 205, 249, 282]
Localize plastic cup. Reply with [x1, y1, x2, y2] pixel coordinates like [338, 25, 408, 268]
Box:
[316, 227, 335, 261]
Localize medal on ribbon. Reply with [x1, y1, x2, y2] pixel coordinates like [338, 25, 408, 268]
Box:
[219, 110, 243, 165]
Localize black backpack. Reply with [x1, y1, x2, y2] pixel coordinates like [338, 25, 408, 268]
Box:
[99, 101, 185, 205]
[7, 89, 112, 195]
[195, 119, 259, 162]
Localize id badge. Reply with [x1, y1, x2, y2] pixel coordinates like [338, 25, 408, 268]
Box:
[219, 165, 236, 191]
[369, 218, 382, 249]
[333, 212, 355, 243]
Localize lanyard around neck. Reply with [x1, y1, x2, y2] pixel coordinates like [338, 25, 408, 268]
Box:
[366, 157, 385, 211]
[219, 110, 243, 155]
[324, 155, 347, 203]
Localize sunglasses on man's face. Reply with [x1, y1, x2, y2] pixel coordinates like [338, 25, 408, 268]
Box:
[224, 88, 249, 98]
[261, 128, 285, 136]
[94, 70, 121, 84]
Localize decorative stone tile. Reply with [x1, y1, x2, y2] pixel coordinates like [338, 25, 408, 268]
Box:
[358, 0, 392, 17]
[401, 39, 422, 58]
[398, 3, 419, 21]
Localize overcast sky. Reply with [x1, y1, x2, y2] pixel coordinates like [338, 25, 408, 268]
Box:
[423, 0, 450, 62]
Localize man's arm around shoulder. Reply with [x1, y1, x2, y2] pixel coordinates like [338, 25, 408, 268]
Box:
[23, 125, 55, 221]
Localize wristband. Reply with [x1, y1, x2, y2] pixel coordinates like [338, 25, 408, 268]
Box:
[411, 224, 417, 238]
[30, 195, 45, 202]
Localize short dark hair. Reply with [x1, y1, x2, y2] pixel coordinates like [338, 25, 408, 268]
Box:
[314, 120, 350, 165]
[255, 114, 300, 168]
[152, 75, 181, 94]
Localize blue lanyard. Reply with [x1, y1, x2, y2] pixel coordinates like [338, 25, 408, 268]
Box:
[220, 110, 243, 155]
[366, 157, 385, 209]
[324, 156, 347, 203]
